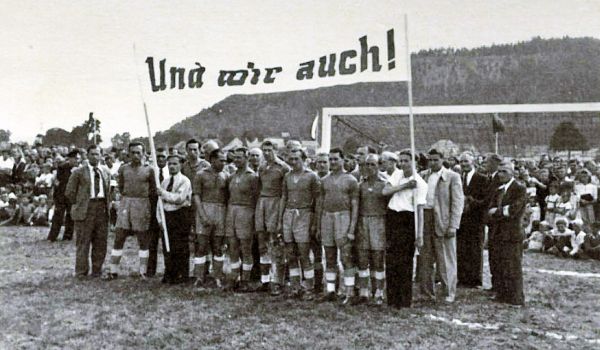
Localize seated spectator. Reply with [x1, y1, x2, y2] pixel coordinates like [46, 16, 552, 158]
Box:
[32, 195, 49, 226]
[19, 196, 35, 225]
[524, 220, 548, 252]
[564, 219, 587, 259]
[582, 224, 600, 260]
[0, 195, 21, 226]
[545, 218, 573, 256]
[554, 183, 576, 224]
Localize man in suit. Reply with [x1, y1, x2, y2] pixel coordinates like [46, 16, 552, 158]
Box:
[10, 148, 26, 184]
[483, 153, 503, 292]
[486, 161, 527, 305]
[65, 144, 110, 279]
[47, 150, 80, 242]
[457, 152, 490, 288]
[418, 149, 464, 303]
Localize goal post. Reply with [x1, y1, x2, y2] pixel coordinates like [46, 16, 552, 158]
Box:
[319, 102, 600, 153]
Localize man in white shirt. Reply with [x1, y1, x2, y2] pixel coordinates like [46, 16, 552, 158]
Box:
[382, 149, 427, 308]
[0, 149, 14, 186]
[157, 154, 192, 284]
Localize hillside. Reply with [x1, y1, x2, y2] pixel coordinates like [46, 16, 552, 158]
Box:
[157, 37, 600, 153]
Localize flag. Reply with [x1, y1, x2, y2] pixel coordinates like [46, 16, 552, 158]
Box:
[492, 113, 505, 133]
[310, 112, 319, 140]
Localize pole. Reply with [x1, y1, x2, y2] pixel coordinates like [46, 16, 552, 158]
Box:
[495, 132, 498, 154]
[133, 44, 170, 252]
[90, 112, 96, 145]
[404, 14, 419, 243]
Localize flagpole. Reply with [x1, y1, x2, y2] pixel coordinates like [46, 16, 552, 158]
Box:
[133, 44, 170, 252]
[404, 14, 420, 244]
[495, 132, 499, 154]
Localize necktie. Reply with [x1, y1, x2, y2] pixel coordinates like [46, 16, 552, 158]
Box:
[93, 167, 101, 198]
[166, 176, 174, 192]
[462, 172, 467, 192]
[159, 168, 164, 184]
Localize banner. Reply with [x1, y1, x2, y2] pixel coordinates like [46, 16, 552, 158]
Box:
[144, 25, 408, 94]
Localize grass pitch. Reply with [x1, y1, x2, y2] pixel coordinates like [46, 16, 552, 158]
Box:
[1, 226, 599, 349]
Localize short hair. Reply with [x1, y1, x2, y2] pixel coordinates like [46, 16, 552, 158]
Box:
[261, 140, 274, 149]
[366, 146, 377, 154]
[234, 147, 248, 156]
[185, 138, 200, 149]
[66, 150, 79, 158]
[128, 142, 144, 151]
[156, 147, 166, 153]
[329, 147, 344, 159]
[344, 154, 356, 161]
[427, 148, 444, 158]
[485, 153, 502, 163]
[166, 155, 183, 163]
[86, 144, 101, 153]
[290, 148, 307, 160]
[398, 148, 413, 158]
[208, 149, 224, 162]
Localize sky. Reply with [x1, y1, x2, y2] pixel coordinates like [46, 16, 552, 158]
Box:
[1, 0, 599, 145]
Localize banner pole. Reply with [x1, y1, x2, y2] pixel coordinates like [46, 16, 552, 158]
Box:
[404, 14, 419, 244]
[495, 132, 499, 154]
[133, 44, 170, 252]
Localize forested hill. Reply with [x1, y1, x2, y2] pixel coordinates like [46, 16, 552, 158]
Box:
[156, 37, 600, 146]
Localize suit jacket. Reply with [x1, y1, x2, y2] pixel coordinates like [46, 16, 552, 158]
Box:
[11, 160, 26, 184]
[65, 165, 111, 221]
[461, 171, 490, 225]
[486, 179, 527, 242]
[420, 167, 464, 236]
[53, 162, 75, 204]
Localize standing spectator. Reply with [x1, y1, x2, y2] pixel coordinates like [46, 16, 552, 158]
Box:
[34, 163, 54, 196]
[0, 149, 15, 186]
[11, 148, 26, 184]
[382, 149, 427, 308]
[486, 161, 527, 306]
[156, 155, 193, 284]
[457, 152, 490, 288]
[47, 150, 79, 241]
[418, 149, 464, 303]
[574, 169, 597, 225]
[544, 182, 560, 224]
[65, 145, 111, 279]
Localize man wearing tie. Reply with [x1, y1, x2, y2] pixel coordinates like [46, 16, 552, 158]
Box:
[457, 152, 490, 288]
[156, 155, 193, 284]
[486, 161, 527, 305]
[47, 150, 80, 242]
[65, 145, 110, 279]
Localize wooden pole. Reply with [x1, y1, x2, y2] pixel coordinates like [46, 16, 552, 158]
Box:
[404, 14, 419, 243]
[133, 44, 170, 252]
[495, 132, 499, 154]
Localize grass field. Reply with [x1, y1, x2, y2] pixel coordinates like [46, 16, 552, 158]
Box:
[1, 226, 599, 349]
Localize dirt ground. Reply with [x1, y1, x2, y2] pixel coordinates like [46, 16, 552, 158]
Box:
[1, 226, 599, 349]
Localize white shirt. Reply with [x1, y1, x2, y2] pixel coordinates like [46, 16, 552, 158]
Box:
[159, 172, 192, 212]
[0, 156, 14, 171]
[35, 172, 54, 187]
[387, 168, 428, 212]
[498, 177, 515, 193]
[425, 169, 443, 208]
[464, 168, 475, 187]
[574, 183, 597, 201]
[88, 164, 105, 199]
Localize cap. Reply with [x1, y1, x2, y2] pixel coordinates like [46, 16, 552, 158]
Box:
[381, 151, 398, 162]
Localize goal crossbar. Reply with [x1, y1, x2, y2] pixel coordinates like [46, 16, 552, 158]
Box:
[320, 102, 600, 152]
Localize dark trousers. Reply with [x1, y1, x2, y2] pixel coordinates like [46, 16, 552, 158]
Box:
[457, 221, 484, 287]
[488, 228, 500, 291]
[147, 228, 160, 276]
[47, 201, 73, 241]
[497, 241, 524, 305]
[385, 210, 415, 308]
[74, 200, 108, 276]
[163, 208, 190, 281]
